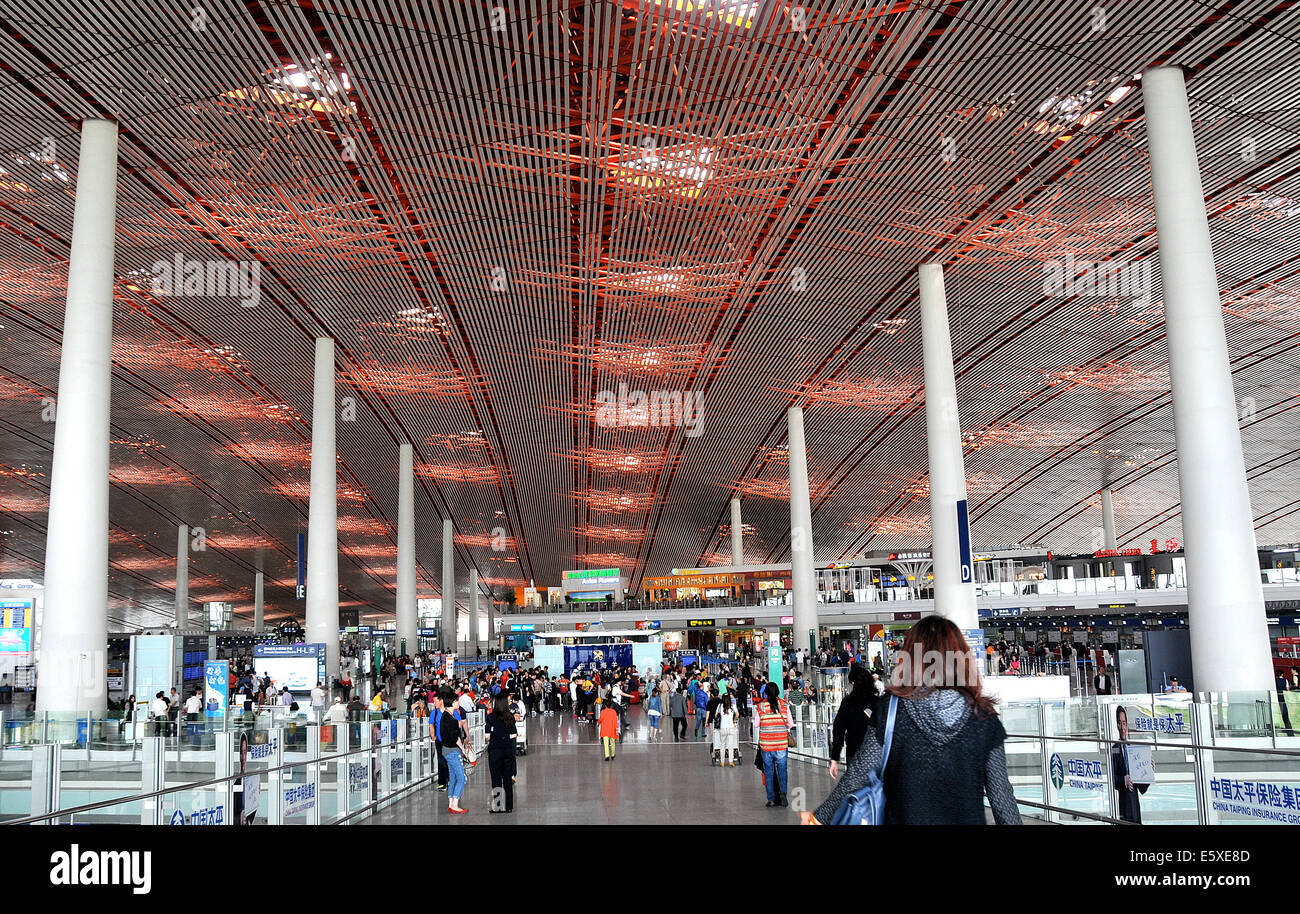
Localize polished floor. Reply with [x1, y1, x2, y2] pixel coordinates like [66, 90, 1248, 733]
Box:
[365, 706, 835, 825]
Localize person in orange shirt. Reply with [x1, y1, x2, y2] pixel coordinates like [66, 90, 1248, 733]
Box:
[598, 699, 620, 762]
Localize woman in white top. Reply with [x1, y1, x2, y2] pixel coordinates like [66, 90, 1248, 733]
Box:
[716, 694, 740, 766]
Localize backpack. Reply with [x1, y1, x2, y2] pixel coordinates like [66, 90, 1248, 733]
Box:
[829, 696, 897, 826]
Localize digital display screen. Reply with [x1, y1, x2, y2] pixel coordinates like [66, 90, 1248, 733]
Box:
[0, 600, 33, 654]
[252, 655, 317, 693]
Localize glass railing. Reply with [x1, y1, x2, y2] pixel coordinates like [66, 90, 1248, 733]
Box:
[1, 712, 437, 825]
[999, 691, 1300, 824]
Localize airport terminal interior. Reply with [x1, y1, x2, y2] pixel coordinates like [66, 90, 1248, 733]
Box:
[3, 0, 1300, 832]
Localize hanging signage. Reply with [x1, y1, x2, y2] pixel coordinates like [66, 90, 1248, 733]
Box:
[417, 628, 438, 637]
[687, 619, 716, 628]
[510, 623, 535, 632]
[1100, 602, 1137, 611]
[956, 500, 973, 584]
[892, 611, 922, 621]
[634, 620, 661, 630]
[727, 618, 755, 626]
[888, 552, 930, 561]
[978, 607, 1023, 619]
[296, 533, 306, 600]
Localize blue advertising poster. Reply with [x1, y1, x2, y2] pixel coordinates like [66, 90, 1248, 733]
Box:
[956, 499, 973, 584]
[564, 643, 633, 675]
[296, 533, 306, 600]
[204, 661, 229, 717]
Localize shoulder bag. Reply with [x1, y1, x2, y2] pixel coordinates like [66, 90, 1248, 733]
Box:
[829, 695, 897, 826]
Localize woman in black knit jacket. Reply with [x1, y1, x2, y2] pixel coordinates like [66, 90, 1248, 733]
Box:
[804, 615, 1022, 825]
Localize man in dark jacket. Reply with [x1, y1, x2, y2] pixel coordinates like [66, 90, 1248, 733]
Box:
[1111, 706, 1149, 823]
[669, 686, 689, 741]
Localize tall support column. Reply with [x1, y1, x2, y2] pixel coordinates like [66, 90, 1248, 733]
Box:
[441, 517, 454, 653]
[38, 119, 119, 714]
[787, 407, 819, 659]
[730, 497, 744, 566]
[304, 338, 339, 684]
[918, 263, 979, 633]
[175, 524, 189, 628]
[396, 443, 417, 654]
[469, 569, 480, 658]
[1144, 66, 1272, 693]
[254, 572, 264, 631]
[1101, 488, 1117, 550]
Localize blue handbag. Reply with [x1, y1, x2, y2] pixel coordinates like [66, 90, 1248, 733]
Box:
[829, 695, 897, 825]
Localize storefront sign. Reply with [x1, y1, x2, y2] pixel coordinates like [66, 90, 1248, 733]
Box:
[686, 619, 716, 627]
[1099, 603, 1136, 611]
[779, 616, 794, 625]
[727, 618, 755, 626]
[892, 611, 921, 621]
[634, 620, 661, 630]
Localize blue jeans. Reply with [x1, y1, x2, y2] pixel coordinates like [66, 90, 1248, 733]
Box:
[761, 749, 788, 803]
[695, 711, 707, 736]
[442, 746, 466, 800]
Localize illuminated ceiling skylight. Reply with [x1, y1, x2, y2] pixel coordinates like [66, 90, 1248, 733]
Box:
[653, 0, 758, 30]
[607, 138, 717, 199]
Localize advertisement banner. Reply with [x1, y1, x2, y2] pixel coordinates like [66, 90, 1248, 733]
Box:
[564, 643, 633, 675]
[204, 661, 229, 718]
[283, 782, 317, 818]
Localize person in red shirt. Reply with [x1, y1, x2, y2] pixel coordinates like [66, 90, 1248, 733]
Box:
[598, 700, 620, 762]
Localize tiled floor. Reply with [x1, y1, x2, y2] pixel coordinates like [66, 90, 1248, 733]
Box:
[364, 707, 833, 825]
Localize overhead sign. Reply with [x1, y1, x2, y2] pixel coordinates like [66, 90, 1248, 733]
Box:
[978, 607, 1023, 619]
[634, 620, 661, 630]
[418, 628, 438, 637]
[296, 533, 306, 600]
[956, 500, 973, 584]
[779, 616, 794, 625]
[510, 623, 535, 632]
[892, 611, 922, 621]
[687, 619, 716, 628]
[564, 568, 621, 580]
[1099, 602, 1137, 610]
[727, 618, 755, 626]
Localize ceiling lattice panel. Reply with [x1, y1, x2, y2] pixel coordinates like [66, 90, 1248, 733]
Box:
[2, 0, 1299, 628]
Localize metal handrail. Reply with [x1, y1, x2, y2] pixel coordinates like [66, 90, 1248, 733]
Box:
[1011, 798, 1135, 825]
[3, 729, 435, 826]
[1003, 732, 1300, 758]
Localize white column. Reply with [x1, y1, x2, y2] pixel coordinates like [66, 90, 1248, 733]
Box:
[469, 568, 480, 657]
[787, 406, 819, 658]
[175, 524, 189, 628]
[730, 497, 744, 566]
[304, 338, 339, 683]
[1144, 66, 1272, 693]
[254, 572, 264, 631]
[1101, 488, 1117, 550]
[396, 442, 417, 654]
[441, 517, 454, 653]
[918, 263, 979, 633]
[38, 119, 119, 714]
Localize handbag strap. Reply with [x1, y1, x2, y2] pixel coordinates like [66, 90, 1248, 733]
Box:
[878, 695, 898, 774]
